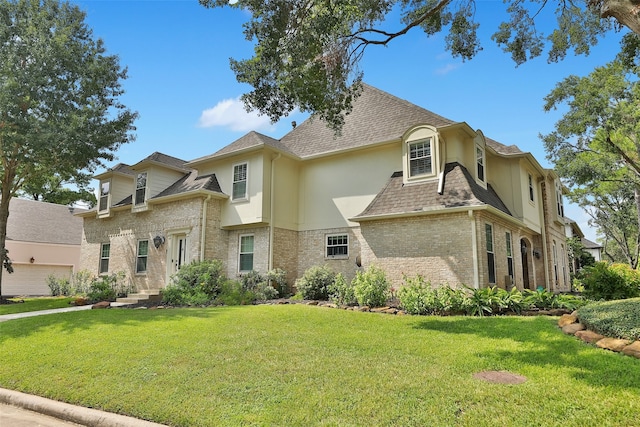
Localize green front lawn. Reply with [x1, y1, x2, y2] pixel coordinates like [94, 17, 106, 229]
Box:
[0, 305, 638, 426]
[0, 297, 74, 315]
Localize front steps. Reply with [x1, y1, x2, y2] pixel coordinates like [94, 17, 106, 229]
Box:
[114, 289, 162, 306]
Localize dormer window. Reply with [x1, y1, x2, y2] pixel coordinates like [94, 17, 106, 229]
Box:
[135, 172, 147, 205]
[409, 139, 433, 177]
[476, 145, 485, 182]
[99, 180, 110, 212]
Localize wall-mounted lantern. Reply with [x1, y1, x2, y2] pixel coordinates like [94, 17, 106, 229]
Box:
[30, 257, 35, 263]
[153, 235, 165, 249]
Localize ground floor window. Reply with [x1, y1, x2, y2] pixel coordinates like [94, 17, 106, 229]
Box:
[326, 234, 348, 258]
[99, 243, 110, 274]
[239, 234, 254, 272]
[506, 231, 514, 281]
[485, 224, 496, 284]
[136, 240, 149, 274]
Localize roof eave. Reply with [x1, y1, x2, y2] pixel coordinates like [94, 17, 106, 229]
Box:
[148, 189, 229, 205]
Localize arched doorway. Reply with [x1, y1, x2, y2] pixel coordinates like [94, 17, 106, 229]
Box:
[520, 239, 532, 290]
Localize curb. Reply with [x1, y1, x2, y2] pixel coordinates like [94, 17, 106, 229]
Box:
[0, 388, 168, 427]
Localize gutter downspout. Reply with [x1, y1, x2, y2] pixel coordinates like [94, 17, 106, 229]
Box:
[269, 153, 282, 270]
[437, 135, 446, 195]
[200, 195, 211, 262]
[469, 209, 479, 289]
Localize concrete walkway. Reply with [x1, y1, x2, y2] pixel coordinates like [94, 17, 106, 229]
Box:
[0, 305, 166, 426]
[0, 304, 93, 322]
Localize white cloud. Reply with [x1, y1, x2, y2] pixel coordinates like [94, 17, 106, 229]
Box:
[198, 98, 273, 132]
[434, 63, 460, 75]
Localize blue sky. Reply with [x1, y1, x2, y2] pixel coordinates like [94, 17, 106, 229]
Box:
[73, 0, 629, 240]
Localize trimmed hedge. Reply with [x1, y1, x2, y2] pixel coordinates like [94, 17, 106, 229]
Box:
[577, 298, 640, 341]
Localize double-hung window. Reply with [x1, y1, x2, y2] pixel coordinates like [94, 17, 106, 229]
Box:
[326, 234, 348, 258]
[485, 224, 496, 284]
[506, 231, 514, 281]
[135, 172, 147, 205]
[476, 145, 485, 182]
[528, 174, 535, 203]
[555, 180, 564, 218]
[99, 243, 110, 274]
[136, 240, 149, 274]
[239, 235, 254, 272]
[99, 180, 110, 212]
[408, 139, 433, 177]
[233, 163, 248, 200]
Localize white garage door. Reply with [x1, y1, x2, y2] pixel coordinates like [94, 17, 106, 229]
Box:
[3, 265, 72, 296]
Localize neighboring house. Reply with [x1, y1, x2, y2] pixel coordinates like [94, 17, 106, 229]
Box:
[565, 218, 603, 273]
[4, 198, 84, 296]
[78, 84, 571, 292]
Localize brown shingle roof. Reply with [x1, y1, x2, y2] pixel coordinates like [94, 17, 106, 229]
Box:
[354, 163, 510, 219]
[153, 171, 224, 199]
[189, 131, 296, 163]
[279, 83, 457, 158]
[7, 198, 85, 245]
[486, 137, 523, 155]
[133, 152, 190, 172]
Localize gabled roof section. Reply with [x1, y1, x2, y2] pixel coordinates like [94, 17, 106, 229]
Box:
[485, 137, 523, 156]
[582, 238, 602, 250]
[132, 152, 190, 173]
[152, 171, 224, 199]
[94, 163, 134, 180]
[279, 84, 457, 158]
[188, 131, 296, 164]
[7, 199, 85, 245]
[354, 162, 511, 220]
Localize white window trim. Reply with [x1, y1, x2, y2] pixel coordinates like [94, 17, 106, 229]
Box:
[485, 223, 496, 284]
[325, 233, 349, 259]
[134, 171, 148, 206]
[99, 242, 110, 274]
[238, 234, 254, 272]
[232, 162, 249, 202]
[476, 144, 486, 187]
[99, 180, 111, 213]
[136, 239, 149, 274]
[407, 138, 435, 179]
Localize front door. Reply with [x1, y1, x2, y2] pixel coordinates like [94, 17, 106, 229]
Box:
[168, 234, 187, 279]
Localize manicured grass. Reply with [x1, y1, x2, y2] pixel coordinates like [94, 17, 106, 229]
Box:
[578, 298, 640, 340]
[0, 305, 638, 426]
[0, 297, 74, 315]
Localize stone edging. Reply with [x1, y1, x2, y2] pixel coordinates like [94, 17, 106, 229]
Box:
[558, 313, 640, 359]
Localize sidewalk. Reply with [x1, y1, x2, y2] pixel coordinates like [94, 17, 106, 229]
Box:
[0, 305, 93, 322]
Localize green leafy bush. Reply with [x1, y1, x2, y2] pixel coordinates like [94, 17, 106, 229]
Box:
[47, 270, 97, 297]
[163, 260, 227, 306]
[216, 280, 255, 306]
[352, 265, 390, 307]
[329, 273, 356, 306]
[239, 270, 279, 301]
[86, 272, 130, 303]
[397, 276, 437, 315]
[266, 268, 290, 297]
[579, 262, 640, 300]
[295, 265, 335, 300]
[577, 297, 640, 340]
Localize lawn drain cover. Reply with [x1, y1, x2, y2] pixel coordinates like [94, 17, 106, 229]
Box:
[473, 371, 527, 384]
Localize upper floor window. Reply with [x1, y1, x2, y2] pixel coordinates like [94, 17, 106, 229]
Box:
[528, 174, 535, 203]
[408, 138, 433, 177]
[135, 172, 147, 205]
[99, 180, 110, 212]
[99, 243, 110, 274]
[233, 163, 248, 200]
[326, 234, 348, 258]
[476, 145, 485, 182]
[555, 180, 564, 217]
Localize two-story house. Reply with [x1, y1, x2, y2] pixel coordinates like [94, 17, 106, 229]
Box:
[77, 84, 571, 292]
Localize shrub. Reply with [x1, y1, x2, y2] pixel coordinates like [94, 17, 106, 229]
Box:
[352, 265, 390, 307]
[266, 268, 290, 298]
[577, 297, 640, 340]
[465, 286, 505, 316]
[296, 265, 335, 300]
[239, 270, 279, 301]
[329, 273, 356, 306]
[397, 276, 436, 315]
[86, 272, 130, 303]
[579, 262, 640, 300]
[216, 280, 255, 306]
[163, 260, 227, 306]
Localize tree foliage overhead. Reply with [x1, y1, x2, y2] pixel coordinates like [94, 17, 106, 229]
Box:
[541, 33, 640, 268]
[200, 0, 631, 132]
[0, 0, 137, 296]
